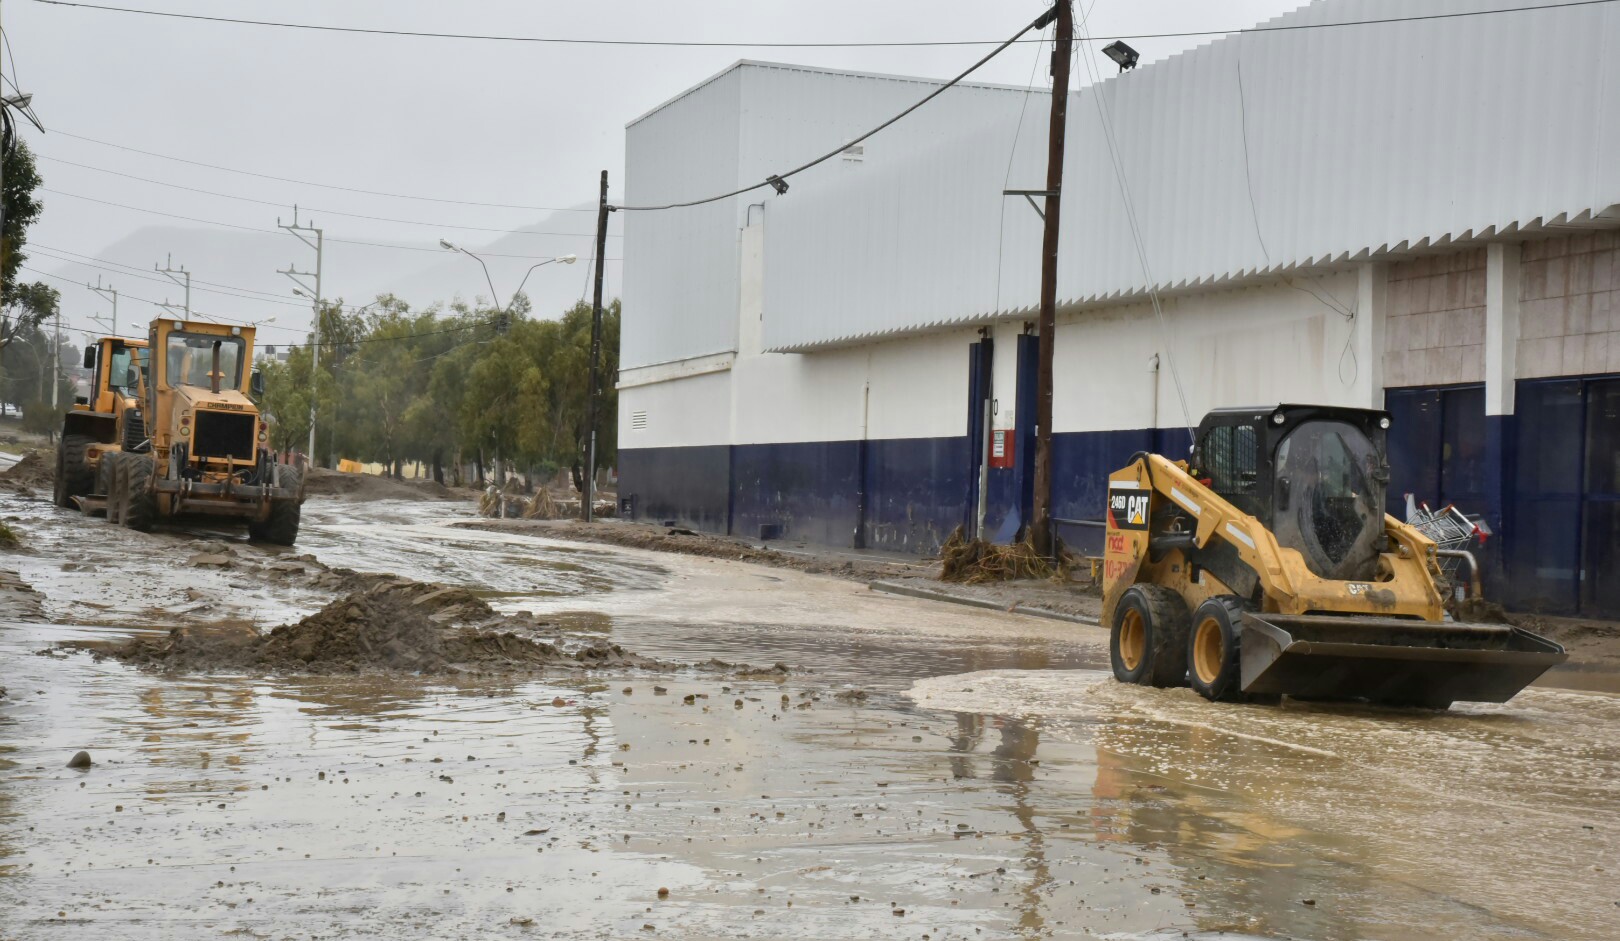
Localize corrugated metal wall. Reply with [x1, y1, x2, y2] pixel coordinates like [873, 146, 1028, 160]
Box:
[622, 62, 1051, 368]
[763, 0, 1620, 351]
[622, 67, 744, 369]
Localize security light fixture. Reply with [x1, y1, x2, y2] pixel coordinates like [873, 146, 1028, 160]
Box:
[1102, 40, 1140, 72]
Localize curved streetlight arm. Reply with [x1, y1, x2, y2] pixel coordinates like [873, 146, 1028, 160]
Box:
[442, 240, 502, 315]
[508, 255, 578, 312]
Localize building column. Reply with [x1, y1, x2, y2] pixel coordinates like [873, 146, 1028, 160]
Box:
[1354, 262, 1389, 408]
[1481, 241, 1523, 583]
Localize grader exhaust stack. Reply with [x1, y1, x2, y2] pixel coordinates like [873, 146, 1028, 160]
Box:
[1101, 405, 1565, 709]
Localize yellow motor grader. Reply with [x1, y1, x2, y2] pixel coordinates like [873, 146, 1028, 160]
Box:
[1102, 404, 1565, 709]
[83, 318, 305, 544]
[54, 335, 148, 510]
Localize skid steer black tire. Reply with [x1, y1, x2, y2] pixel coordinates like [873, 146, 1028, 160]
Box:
[54, 435, 95, 509]
[105, 453, 126, 524]
[1110, 584, 1191, 687]
[248, 467, 303, 546]
[122, 455, 157, 533]
[1188, 596, 1247, 703]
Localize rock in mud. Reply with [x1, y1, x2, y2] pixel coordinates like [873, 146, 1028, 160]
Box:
[67, 750, 92, 769]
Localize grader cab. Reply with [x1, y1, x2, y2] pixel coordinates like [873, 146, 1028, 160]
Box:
[53, 337, 148, 510]
[86, 319, 305, 544]
[1102, 404, 1565, 709]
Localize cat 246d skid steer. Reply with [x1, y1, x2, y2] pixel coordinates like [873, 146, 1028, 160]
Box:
[1103, 405, 1565, 709]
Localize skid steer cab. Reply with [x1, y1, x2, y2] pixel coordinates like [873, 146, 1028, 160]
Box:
[86, 318, 305, 544]
[1102, 404, 1564, 709]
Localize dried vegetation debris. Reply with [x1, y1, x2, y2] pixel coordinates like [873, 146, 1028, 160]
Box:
[937, 526, 1080, 585]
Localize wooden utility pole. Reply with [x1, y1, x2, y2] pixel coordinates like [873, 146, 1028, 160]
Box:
[583, 170, 610, 523]
[1030, 1, 1072, 557]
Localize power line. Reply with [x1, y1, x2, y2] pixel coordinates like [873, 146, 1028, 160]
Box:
[39, 187, 616, 259]
[616, 7, 1056, 211]
[48, 128, 594, 213]
[26, 246, 359, 313]
[23, 263, 512, 349]
[31, 0, 1620, 46]
[36, 154, 620, 238]
[31, 243, 373, 307]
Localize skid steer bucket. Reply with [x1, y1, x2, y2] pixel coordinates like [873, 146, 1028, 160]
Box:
[1239, 613, 1568, 708]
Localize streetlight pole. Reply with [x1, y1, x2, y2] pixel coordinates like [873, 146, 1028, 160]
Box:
[441, 243, 577, 487]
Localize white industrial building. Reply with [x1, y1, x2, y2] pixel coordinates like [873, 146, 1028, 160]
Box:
[617, 0, 1620, 618]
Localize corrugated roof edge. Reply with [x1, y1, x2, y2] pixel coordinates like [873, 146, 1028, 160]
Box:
[625, 58, 1048, 130]
[760, 204, 1620, 354]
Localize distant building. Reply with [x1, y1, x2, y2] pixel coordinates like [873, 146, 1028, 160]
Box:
[255, 344, 295, 365]
[617, 0, 1620, 617]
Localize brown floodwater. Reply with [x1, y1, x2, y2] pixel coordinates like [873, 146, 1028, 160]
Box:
[1, 495, 1617, 940]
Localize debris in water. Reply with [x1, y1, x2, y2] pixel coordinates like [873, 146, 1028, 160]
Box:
[66, 750, 92, 769]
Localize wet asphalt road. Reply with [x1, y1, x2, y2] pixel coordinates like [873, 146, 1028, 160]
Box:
[1, 493, 1618, 940]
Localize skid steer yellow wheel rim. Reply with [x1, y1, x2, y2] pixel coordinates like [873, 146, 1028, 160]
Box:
[1119, 608, 1145, 671]
[1193, 617, 1225, 685]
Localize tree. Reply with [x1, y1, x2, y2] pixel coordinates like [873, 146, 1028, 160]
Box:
[1, 143, 57, 351]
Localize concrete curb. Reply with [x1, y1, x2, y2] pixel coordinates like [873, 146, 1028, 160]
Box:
[866, 580, 1101, 626]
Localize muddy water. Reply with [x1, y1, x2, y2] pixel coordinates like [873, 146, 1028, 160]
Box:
[1, 495, 1618, 939]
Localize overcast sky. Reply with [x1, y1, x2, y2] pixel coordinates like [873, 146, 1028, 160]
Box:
[7, 0, 1305, 349]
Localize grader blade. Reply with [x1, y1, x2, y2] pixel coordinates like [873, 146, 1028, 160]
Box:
[1239, 613, 1568, 708]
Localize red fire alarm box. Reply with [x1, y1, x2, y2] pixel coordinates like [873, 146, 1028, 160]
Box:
[989, 429, 1015, 469]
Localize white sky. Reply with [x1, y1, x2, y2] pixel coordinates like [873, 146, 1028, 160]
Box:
[6, 0, 1306, 349]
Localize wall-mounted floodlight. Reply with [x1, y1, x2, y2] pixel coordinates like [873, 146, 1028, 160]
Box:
[1102, 41, 1140, 72]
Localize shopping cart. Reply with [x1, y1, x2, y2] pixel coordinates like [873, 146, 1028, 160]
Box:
[1404, 495, 1490, 592]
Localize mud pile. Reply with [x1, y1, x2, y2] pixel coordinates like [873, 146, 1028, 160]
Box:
[1, 451, 53, 491]
[83, 576, 755, 677]
[302, 467, 463, 502]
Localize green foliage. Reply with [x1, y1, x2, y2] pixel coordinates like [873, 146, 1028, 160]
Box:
[258, 294, 621, 482]
[2, 143, 57, 345]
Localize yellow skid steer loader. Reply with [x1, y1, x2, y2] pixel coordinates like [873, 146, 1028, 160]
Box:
[1102, 405, 1565, 709]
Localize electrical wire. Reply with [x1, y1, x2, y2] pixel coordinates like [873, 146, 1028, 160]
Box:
[47, 128, 594, 213]
[30, 243, 372, 306]
[616, 7, 1056, 211]
[36, 154, 619, 238]
[1074, 4, 1195, 447]
[25, 246, 372, 313]
[31, 0, 1620, 46]
[22, 264, 509, 349]
[1233, 35, 1270, 265]
[991, 22, 1049, 316]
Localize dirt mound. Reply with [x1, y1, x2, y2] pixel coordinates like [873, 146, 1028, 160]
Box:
[79, 576, 776, 677]
[303, 467, 464, 503]
[1, 451, 53, 490]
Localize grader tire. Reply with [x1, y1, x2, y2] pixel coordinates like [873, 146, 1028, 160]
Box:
[54, 435, 94, 509]
[249, 467, 303, 546]
[122, 455, 157, 533]
[1110, 584, 1192, 688]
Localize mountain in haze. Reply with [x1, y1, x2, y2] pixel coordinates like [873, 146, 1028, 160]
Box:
[43, 206, 622, 344]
